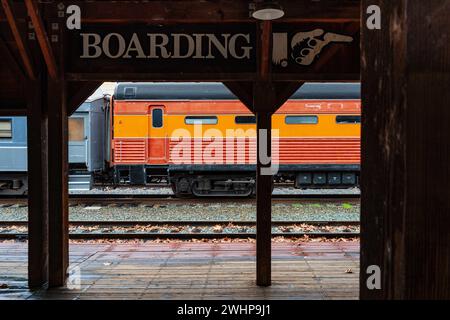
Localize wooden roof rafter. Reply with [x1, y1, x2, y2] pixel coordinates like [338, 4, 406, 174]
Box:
[24, 0, 58, 79]
[1, 0, 36, 79]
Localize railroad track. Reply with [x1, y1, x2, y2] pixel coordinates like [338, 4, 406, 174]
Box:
[0, 220, 360, 240]
[0, 220, 360, 227]
[0, 193, 360, 206]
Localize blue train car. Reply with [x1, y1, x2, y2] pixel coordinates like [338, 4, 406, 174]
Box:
[68, 96, 108, 190]
[68, 97, 107, 172]
[0, 96, 107, 194]
[0, 117, 28, 194]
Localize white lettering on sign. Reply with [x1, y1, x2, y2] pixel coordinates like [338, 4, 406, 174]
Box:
[66, 5, 81, 30]
[172, 34, 195, 58]
[229, 34, 252, 59]
[366, 5, 381, 30]
[80, 32, 253, 60]
[123, 33, 147, 59]
[81, 33, 102, 58]
[102, 33, 126, 58]
[366, 265, 381, 290]
[148, 34, 171, 58]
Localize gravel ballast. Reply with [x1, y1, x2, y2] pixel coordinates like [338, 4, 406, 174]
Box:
[0, 201, 359, 222]
[70, 186, 360, 196]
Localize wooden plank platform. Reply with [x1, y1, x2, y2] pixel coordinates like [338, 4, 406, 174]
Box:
[0, 241, 359, 300]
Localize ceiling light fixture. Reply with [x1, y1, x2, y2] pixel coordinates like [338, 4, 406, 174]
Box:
[252, 1, 285, 20]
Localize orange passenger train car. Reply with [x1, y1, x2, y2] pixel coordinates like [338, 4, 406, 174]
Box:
[110, 82, 361, 197]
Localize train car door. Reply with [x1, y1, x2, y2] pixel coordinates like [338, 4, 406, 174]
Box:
[68, 114, 89, 167]
[148, 105, 167, 164]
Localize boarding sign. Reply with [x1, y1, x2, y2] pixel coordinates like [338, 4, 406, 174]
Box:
[66, 24, 257, 74]
[65, 23, 359, 80]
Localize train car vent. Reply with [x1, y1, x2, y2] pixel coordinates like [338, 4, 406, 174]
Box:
[124, 87, 136, 99]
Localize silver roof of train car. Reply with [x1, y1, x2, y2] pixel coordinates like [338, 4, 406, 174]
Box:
[114, 82, 361, 100]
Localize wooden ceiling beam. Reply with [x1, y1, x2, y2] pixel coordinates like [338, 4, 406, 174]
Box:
[272, 73, 360, 81]
[0, 1, 361, 24]
[65, 72, 257, 82]
[38, 0, 360, 23]
[1, 0, 35, 79]
[24, 0, 57, 79]
[64, 72, 360, 82]
[0, 107, 27, 116]
[0, 100, 27, 115]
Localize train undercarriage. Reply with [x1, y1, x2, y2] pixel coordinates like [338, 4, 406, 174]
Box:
[0, 165, 359, 197]
[170, 174, 256, 197]
[0, 173, 28, 195]
[113, 164, 360, 197]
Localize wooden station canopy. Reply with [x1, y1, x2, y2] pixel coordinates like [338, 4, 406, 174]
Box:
[2, 0, 449, 300]
[0, 0, 361, 115]
[0, 0, 361, 291]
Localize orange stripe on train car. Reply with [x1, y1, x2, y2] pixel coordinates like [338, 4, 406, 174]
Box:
[112, 137, 360, 166]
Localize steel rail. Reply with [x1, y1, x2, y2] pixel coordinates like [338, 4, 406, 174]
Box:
[0, 232, 360, 240]
[0, 193, 360, 206]
[0, 220, 360, 227]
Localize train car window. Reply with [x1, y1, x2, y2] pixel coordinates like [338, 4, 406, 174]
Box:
[0, 119, 12, 138]
[235, 116, 256, 124]
[336, 115, 361, 124]
[285, 115, 318, 124]
[152, 108, 163, 128]
[124, 87, 136, 99]
[68, 118, 85, 141]
[185, 116, 218, 125]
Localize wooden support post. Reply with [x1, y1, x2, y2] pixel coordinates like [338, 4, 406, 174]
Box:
[47, 79, 69, 287]
[254, 81, 276, 287]
[253, 19, 274, 287]
[255, 110, 272, 286]
[223, 80, 302, 288]
[27, 75, 49, 288]
[361, 0, 450, 299]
